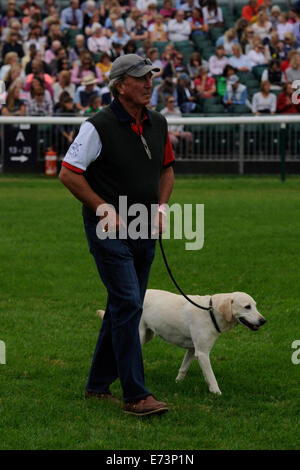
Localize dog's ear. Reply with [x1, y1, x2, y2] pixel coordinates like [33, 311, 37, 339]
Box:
[218, 298, 233, 322]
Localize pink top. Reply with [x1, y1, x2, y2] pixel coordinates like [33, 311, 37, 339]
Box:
[71, 65, 103, 85]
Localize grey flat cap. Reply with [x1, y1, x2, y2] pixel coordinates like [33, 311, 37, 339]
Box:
[109, 54, 160, 80]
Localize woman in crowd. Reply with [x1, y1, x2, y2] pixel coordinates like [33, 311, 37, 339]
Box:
[150, 76, 177, 109]
[194, 65, 216, 98]
[286, 52, 300, 82]
[240, 25, 256, 54]
[85, 93, 103, 116]
[216, 28, 238, 55]
[160, 94, 193, 156]
[110, 19, 130, 46]
[247, 40, 269, 67]
[130, 14, 148, 41]
[228, 43, 252, 72]
[144, 3, 158, 27]
[149, 14, 168, 42]
[252, 8, 272, 41]
[176, 73, 199, 113]
[87, 23, 111, 54]
[216, 63, 235, 98]
[208, 45, 228, 76]
[202, 0, 223, 28]
[71, 52, 103, 85]
[4, 63, 25, 89]
[2, 30, 24, 60]
[96, 52, 112, 80]
[1, 82, 26, 116]
[0, 51, 19, 81]
[252, 80, 277, 115]
[265, 31, 285, 62]
[68, 34, 87, 65]
[187, 51, 208, 79]
[160, 0, 176, 20]
[53, 70, 75, 104]
[26, 76, 53, 115]
[277, 82, 300, 114]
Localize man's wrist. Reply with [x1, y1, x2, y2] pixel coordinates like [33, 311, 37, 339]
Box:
[158, 204, 167, 215]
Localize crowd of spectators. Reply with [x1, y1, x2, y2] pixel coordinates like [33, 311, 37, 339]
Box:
[0, 0, 300, 151]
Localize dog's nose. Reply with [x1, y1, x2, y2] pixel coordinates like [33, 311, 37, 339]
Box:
[259, 318, 266, 326]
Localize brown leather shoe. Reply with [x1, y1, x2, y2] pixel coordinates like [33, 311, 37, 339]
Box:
[85, 391, 120, 404]
[123, 395, 168, 417]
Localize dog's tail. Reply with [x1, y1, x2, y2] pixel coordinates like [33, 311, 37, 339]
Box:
[97, 309, 105, 319]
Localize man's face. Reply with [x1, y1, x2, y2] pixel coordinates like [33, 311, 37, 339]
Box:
[176, 11, 184, 22]
[119, 72, 153, 107]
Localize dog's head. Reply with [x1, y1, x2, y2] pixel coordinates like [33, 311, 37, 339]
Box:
[216, 292, 266, 331]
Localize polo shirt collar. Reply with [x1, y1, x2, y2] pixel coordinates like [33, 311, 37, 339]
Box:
[110, 97, 151, 125]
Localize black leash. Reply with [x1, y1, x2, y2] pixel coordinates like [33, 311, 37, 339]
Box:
[158, 235, 221, 334]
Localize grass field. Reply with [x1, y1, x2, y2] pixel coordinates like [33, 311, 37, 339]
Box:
[0, 174, 299, 450]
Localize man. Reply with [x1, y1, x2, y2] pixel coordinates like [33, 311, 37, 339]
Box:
[59, 54, 175, 417]
[74, 72, 103, 113]
[167, 10, 191, 42]
[60, 0, 83, 32]
[223, 74, 248, 110]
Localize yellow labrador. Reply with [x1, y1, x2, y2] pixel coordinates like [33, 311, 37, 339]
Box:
[97, 289, 266, 395]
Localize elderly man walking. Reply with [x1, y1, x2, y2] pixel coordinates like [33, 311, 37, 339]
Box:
[59, 55, 175, 417]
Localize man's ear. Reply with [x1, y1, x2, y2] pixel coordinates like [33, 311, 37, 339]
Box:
[218, 298, 233, 322]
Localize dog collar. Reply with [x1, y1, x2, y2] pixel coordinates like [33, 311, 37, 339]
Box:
[209, 298, 221, 334]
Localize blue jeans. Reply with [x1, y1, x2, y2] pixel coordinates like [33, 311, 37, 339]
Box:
[83, 216, 156, 402]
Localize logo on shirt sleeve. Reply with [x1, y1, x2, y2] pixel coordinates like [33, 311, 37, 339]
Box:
[68, 142, 82, 158]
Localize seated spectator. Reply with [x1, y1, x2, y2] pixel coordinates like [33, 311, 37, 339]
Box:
[87, 23, 111, 54]
[292, 8, 300, 47]
[161, 43, 178, 67]
[252, 80, 277, 114]
[26, 76, 53, 115]
[84, 10, 102, 37]
[118, 0, 134, 16]
[176, 73, 199, 113]
[270, 5, 281, 28]
[187, 51, 208, 79]
[130, 14, 149, 41]
[24, 59, 54, 98]
[1, 83, 26, 116]
[163, 52, 188, 79]
[160, 94, 193, 155]
[188, 7, 209, 36]
[150, 76, 177, 109]
[240, 25, 256, 54]
[85, 93, 103, 116]
[286, 52, 300, 82]
[110, 19, 130, 46]
[4, 63, 25, 90]
[53, 70, 75, 104]
[209, 45, 229, 76]
[109, 41, 125, 61]
[265, 31, 285, 62]
[125, 8, 141, 33]
[223, 74, 248, 110]
[235, 18, 249, 43]
[0, 52, 19, 81]
[71, 52, 103, 85]
[281, 50, 298, 78]
[247, 40, 268, 66]
[229, 44, 252, 72]
[82, 0, 98, 30]
[55, 94, 77, 156]
[216, 28, 238, 55]
[25, 49, 51, 75]
[252, 8, 272, 41]
[242, 0, 258, 23]
[167, 10, 191, 42]
[123, 39, 138, 55]
[96, 52, 112, 81]
[60, 0, 83, 32]
[74, 72, 103, 113]
[147, 48, 163, 80]
[149, 14, 168, 42]
[277, 82, 300, 114]
[261, 59, 285, 90]
[194, 65, 216, 98]
[2, 31, 24, 60]
[202, 0, 223, 28]
[68, 34, 87, 65]
[104, 8, 123, 33]
[136, 0, 157, 13]
[46, 21, 67, 49]
[144, 3, 158, 27]
[44, 39, 62, 65]
[159, 0, 176, 20]
[217, 64, 235, 97]
[24, 23, 46, 55]
[182, 0, 200, 13]
[282, 32, 297, 59]
[277, 13, 294, 41]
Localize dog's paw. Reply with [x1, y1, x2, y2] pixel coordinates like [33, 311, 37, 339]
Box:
[175, 374, 185, 383]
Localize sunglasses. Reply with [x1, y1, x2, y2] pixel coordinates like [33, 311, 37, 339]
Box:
[126, 58, 152, 74]
[168, 99, 175, 103]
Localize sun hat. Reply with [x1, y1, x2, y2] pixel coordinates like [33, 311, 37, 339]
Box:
[81, 72, 98, 86]
[109, 54, 160, 80]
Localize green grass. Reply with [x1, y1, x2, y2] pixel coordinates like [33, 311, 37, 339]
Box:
[0, 174, 299, 450]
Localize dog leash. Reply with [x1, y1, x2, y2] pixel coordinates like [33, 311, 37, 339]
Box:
[158, 236, 221, 334]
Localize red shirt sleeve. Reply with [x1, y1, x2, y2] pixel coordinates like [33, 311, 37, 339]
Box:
[163, 132, 175, 168]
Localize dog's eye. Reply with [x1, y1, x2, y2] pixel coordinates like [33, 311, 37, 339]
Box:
[245, 305, 251, 310]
